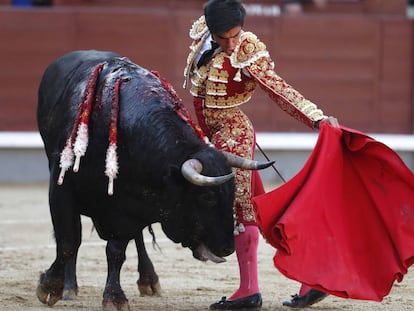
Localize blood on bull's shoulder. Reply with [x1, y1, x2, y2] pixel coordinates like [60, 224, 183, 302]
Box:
[36, 50, 259, 310]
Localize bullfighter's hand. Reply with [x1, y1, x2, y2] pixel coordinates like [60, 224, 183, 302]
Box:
[320, 116, 339, 128]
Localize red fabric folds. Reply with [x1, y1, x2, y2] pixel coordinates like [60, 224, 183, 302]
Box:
[253, 123, 414, 301]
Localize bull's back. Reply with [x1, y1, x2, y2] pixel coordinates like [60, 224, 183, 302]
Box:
[37, 50, 120, 154]
[36, 49, 187, 187]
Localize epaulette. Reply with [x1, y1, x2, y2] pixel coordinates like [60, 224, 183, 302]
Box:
[230, 32, 270, 68]
[189, 15, 208, 40]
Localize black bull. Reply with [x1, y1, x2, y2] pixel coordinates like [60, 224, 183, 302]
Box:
[36, 50, 272, 310]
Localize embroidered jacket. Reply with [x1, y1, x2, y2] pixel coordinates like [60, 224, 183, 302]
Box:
[183, 16, 327, 129]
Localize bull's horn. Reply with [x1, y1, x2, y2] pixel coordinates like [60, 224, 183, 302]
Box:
[222, 151, 274, 170]
[181, 159, 234, 186]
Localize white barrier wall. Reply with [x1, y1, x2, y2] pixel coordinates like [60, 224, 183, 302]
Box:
[1, 132, 413, 183]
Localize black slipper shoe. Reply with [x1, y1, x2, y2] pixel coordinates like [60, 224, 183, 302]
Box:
[282, 289, 328, 308]
[209, 293, 262, 310]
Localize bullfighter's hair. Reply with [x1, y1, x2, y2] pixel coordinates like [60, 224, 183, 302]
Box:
[204, 0, 246, 34]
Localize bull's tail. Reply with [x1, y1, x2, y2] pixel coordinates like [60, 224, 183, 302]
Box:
[148, 225, 162, 253]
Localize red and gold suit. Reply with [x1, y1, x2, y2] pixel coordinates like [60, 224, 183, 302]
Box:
[183, 16, 327, 233]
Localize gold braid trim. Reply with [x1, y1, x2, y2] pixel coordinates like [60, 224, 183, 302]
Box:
[189, 15, 208, 40]
[230, 32, 270, 68]
[184, 16, 209, 89]
[234, 33, 327, 128]
[228, 32, 327, 127]
[247, 60, 326, 128]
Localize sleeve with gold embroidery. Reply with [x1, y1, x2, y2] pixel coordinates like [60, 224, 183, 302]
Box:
[183, 15, 208, 89]
[231, 32, 328, 129]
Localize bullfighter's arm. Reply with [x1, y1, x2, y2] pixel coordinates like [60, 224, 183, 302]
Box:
[231, 32, 328, 129]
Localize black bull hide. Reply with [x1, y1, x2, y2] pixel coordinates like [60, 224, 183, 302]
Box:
[36, 50, 238, 309]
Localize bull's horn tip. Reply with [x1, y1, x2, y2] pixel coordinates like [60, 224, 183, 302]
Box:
[260, 160, 275, 169]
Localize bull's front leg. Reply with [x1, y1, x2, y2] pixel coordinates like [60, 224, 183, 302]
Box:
[37, 261, 66, 306]
[62, 256, 79, 300]
[135, 228, 161, 296]
[102, 239, 130, 311]
[37, 184, 81, 306]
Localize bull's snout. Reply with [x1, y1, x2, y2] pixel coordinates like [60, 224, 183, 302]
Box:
[193, 243, 234, 263]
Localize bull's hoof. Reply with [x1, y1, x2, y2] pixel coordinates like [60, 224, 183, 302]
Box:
[36, 283, 49, 304]
[36, 272, 63, 306]
[137, 280, 161, 296]
[102, 298, 130, 311]
[36, 283, 63, 306]
[62, 288, 78, 300]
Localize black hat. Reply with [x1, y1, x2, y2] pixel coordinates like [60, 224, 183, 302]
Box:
[204, 0, 246, 34]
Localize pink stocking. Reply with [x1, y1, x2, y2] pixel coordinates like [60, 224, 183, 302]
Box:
[229, 225, 260, 300]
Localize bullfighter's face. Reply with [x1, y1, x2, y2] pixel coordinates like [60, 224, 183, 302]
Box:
[212, 26, 242, 56]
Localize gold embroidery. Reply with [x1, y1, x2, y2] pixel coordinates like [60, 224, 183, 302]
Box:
[184, 16, 210, 89]
[184, 18, 329, 224]
[209, 67, 229, 83]
[205, 92, 253, 108]
[203, 108, 256, 224]
[212, 54, 225, 69]
[230, 32, 270, 68]
[206, 82, 227, 96]
[247, 60, 327, 126]
[184, 38, 205, 89]
[189, 50, 258, 108]
[189, 15, 208, 40]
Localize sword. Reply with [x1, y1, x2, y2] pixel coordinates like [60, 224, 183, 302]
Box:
[256, 142, 286, 183]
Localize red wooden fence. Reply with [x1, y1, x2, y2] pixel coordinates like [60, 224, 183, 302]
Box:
[0, 0, 412, 133]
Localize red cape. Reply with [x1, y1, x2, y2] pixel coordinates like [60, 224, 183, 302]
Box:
[253, 123, 414, 301]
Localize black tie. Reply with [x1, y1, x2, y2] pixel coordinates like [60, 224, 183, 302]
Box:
[197, 41, 219, 68]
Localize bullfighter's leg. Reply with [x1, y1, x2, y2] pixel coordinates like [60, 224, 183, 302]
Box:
[102, 239, 130, 311]
[37, 179, 82, 306]
[210, 225, 262, 310]
[135, 229, 161, 296]
[231, 225, 260, 299]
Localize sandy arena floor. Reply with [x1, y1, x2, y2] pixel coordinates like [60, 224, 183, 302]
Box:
[0, 183, 413, 311]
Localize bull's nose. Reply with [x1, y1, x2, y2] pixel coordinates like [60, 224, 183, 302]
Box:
[219, 245, 235, 257]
